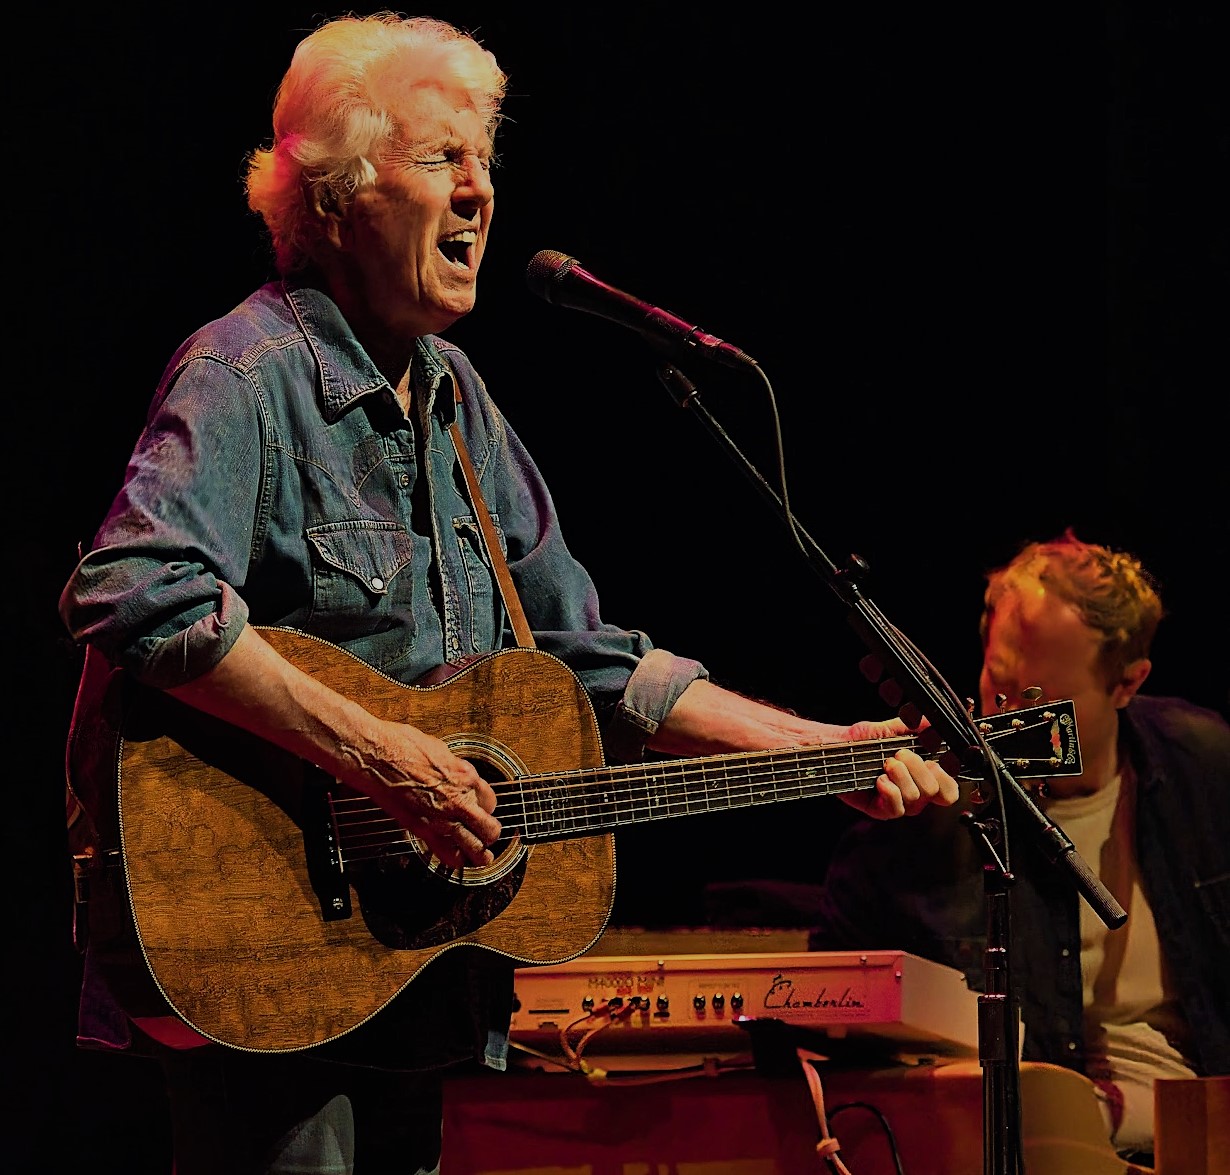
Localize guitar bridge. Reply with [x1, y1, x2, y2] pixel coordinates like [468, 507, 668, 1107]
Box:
[302, 771, 352, 921]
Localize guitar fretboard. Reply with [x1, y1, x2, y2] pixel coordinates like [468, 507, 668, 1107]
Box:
[329, 734, 928, 860]
[503, 735, 922, 842]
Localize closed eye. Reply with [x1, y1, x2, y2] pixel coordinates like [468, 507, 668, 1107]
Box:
[420, 150, 492, 172]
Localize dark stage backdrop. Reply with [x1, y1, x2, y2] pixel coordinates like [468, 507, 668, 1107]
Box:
[15, 6, 1228, 1172]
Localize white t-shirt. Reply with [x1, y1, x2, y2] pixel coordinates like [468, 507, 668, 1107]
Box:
[1044, 774, 1197, 1151]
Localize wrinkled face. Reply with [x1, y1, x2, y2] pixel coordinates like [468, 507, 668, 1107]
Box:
[341, 83, 495, 339]
[978, 584, 1130, 777]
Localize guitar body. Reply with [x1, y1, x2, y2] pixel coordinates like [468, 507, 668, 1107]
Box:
[81, 628, 614, 1052]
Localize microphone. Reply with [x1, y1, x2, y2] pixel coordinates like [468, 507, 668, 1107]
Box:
[526, 249, 759, 371]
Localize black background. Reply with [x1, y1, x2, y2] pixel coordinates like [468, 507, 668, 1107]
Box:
[14, 5, 1229, 1171]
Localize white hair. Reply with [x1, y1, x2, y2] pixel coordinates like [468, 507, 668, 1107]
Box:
[244, 12, 507, 274]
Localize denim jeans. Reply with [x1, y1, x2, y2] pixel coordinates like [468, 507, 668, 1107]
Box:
[158, 1047, 445, 1175]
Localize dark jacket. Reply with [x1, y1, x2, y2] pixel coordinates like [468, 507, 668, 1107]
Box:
[808, 695, 1230, 1077]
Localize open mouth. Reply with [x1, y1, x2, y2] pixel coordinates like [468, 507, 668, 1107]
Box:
[439, 231, 476, 269]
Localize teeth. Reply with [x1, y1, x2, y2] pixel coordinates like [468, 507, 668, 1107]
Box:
[439, 230, 477, 269]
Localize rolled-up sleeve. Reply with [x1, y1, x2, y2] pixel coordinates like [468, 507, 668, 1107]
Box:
[603, 647, 708, 763]
[58, 352, 262, 689]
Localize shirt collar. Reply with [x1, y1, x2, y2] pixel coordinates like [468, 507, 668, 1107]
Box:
[281, 280, 457, 426]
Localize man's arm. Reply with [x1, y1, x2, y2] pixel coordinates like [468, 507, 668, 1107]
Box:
[166, 624, 502, 868]
[648, 678, 959, 820]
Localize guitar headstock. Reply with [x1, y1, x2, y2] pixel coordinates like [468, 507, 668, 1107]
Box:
[956, 698, 1081, 780]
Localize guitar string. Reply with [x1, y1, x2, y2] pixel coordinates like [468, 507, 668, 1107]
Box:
[327, 717, 1061, 862]
[329, 739, 914, 818]
[327, 740, 916, 860]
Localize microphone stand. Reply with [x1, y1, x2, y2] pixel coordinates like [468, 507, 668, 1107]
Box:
[652, 360, 1128, 1175]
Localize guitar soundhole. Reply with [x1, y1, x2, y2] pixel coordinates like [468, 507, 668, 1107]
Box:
[411, 737, 530, 889]
[355, 738, 530, 951]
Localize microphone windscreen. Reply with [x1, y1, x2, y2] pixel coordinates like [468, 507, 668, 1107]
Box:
[526, 249, 575, 302]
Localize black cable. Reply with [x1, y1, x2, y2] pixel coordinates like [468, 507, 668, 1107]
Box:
[828, 1101, 907, 1175]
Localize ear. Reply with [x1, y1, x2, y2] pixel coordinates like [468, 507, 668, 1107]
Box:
[307, 179, 339, 215]
[1112, 657, 1152, 708]
[306, 181, 349, 248]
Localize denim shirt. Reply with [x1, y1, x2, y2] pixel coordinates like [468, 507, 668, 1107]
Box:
[60, 280, 708, 1065]
[807, 694, 1230, 1078]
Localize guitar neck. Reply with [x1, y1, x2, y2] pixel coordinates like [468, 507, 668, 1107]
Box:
[509, 733, 926, 843]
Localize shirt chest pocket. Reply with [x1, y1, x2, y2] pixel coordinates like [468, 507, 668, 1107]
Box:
[305, 520, 418, 645]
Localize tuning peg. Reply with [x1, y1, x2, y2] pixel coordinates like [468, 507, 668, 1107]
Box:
[899, 701, 923, 730]
[878, 678, 904, 707]
[1022, 686, 1043, 701]
[995, 693, 1008, 712]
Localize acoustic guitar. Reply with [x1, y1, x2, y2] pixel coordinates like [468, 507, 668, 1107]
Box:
[67, 626, 1080, 1052]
